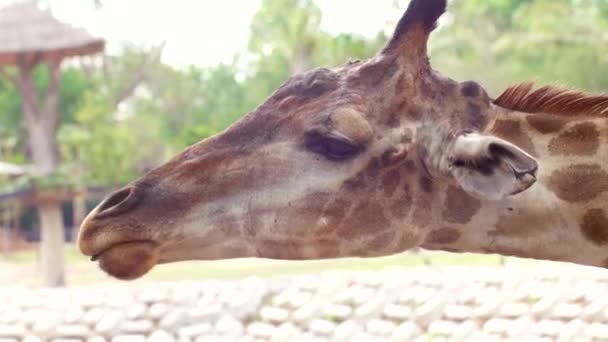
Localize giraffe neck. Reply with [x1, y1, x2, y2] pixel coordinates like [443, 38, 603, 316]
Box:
[420, 107, 608, 268]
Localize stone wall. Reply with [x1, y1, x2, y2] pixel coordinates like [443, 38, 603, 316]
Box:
[1, 265, 608, 342]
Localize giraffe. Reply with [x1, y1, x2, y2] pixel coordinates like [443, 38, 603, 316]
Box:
[78, 0, 608, 280]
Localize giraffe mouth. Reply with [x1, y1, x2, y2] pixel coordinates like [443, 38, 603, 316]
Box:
[91, 240, 160, 280]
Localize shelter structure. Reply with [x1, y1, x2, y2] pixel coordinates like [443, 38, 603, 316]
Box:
[0, 0, 104, 286]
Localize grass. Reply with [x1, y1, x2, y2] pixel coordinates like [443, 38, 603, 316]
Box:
[0, 244, 506, 286]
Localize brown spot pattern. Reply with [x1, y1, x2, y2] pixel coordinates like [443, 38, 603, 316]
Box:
[526, 114, 569, 134]
[547, 164, 608, 202]
[382, 170, 401, 197]
[419, 176, 433, 193]
[368, 231, 396, 250]
[389, 187, 413, 219]
[461, 81, 480, 97]
[548, 122, 600, 156]
[412, 199, 432, 228]
[338, 202, 391, 239]
[395, 73, 407, 94]
[443, 186, 481, 224]
[404, 160, 417, 174]
[425, 227, 461, 244]
[491, 119, 538, 157]
[581, 209, 608, 245]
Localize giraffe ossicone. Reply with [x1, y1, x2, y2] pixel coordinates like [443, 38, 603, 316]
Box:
[79, 0, 608, 280]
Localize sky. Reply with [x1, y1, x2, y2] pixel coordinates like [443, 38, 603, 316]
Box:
[36, 0, 401, 67]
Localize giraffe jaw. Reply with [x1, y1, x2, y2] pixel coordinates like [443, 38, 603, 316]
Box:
[93, 240, 159, 280]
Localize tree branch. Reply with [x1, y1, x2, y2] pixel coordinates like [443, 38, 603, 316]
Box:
[111, 42, 166, 109]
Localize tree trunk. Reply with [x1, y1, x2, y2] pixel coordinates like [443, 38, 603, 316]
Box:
[17, 59, 66, 287]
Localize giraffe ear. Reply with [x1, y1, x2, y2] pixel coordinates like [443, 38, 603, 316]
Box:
[447, 133, 539, 200]
[383, 0, 447, 58]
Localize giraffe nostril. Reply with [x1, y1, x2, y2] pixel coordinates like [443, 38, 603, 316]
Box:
[95, 187, 139, 218]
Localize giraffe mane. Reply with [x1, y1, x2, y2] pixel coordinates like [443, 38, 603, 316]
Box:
[494, 82, 608, 117]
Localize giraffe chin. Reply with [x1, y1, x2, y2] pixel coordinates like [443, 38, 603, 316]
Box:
[95, 241, 159, 280]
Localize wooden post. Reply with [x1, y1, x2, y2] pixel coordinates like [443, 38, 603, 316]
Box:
[38, 200, 65, 286]
[16, 58, 66, 287]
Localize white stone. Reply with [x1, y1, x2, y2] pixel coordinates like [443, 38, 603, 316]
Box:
[471, 299, 502, 319]
[428, 320, 457, 337]
[586, 322, 608, 339]
[0, 339, 18, 342]
[288, 291, 313, 309]
[533, 319, 562, 337]
[483, 318, 511, 335]
[531, 292, 560, 318]
[308, 319, 336, 336]
[354, 296, 385, 319]
[452, 321, 480, 341]
[383, 304, 412, 321]
[21, 309, 48, 325]
[582, 298, 608, 320]
[508, 316, 534, 338]
[333, 320, 363, 342]
[322, 303, 352, 321]
[88, 336, 108, 342]
[214, 315, 244, 336]
[0, 324, 26, 338]
[148, 330, 176, 342]
[177, 324, 212, 339]
[391, 322, 422, 341]
[83, 308, 107, 325]
[350, 333, 383, 342]
[351, 287, 376, 306]
[126, 304, 148, 320]
[64, 306, 86, 324]
[366, 319, 396, 336]
[413, 299, 444, 325]
[443, 304, 472, 321]
[272, 288, 299, 307]
[246, 322, 275, 338]
[112, 336, 146, 342]
[55, 324, 91, 338]
[22, 336, 44, 342]
[558, 319, 586, 341]
[186, 305, 221, 323]
[137, 289, 168, 304]
[292, 301, 322, 323]
[95, 311, 124, 334]
[193, 335, 221, 342]
[260, 306, 289, 323]
[292, 332, 319, 342]
[271, 322, 300, 342]
[552, 303, 582, 320]
[31, 312, 62, 335]
[499, 302, 530, 318]
[148, 303, 169, 320]
[120, 320, 154, 334]
[0, 308, 21, 324]
[159, 309, 185, 329]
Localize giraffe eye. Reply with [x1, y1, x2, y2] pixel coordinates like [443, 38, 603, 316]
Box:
[305, 135, 361, 161]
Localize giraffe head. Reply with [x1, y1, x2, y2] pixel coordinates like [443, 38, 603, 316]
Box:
[78, 0, 538, 280]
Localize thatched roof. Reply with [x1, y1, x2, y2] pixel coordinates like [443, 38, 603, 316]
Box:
[0, 0, 104, 66]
